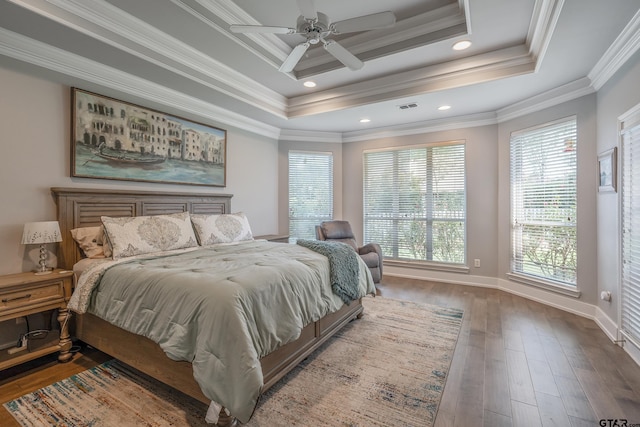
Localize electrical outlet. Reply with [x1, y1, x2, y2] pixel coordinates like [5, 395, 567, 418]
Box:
[474, 259, 480, 268]
[16, 317, 25, 325]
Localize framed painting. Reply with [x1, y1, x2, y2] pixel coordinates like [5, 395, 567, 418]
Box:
[71, 88, 226, 187]
[597, 147, 617, 193]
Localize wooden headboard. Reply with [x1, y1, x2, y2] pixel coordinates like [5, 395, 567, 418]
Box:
[51, 187, 232, 270]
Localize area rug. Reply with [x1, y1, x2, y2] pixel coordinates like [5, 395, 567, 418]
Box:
[4, 297, 463, 427]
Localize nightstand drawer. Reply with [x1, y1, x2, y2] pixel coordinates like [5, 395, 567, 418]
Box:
[0, 280, 64, 312]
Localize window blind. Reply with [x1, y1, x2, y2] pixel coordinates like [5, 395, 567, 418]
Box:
[363, 142, 465, 263]
[510, 117, 577, 285]
[621, 111, 640, 347]
[288, 151, 333, 240]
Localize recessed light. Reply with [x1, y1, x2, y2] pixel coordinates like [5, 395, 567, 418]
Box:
[303, 81, 316, 88]
[453, 40, 471, 51]
[360, 118, 371, 123]
[438, 105, 451, 111]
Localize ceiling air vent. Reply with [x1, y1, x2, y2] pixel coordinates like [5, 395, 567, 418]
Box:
[398, 103, 418, 110]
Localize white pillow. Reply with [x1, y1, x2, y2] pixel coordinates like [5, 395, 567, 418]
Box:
[101, 212, 198, 259]
[190, 212, 253, 245]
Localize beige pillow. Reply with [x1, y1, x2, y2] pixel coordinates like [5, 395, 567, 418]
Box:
[101, 212, 198, 260]
[70, 226, 112, 258]
[191, 212, 253, 245]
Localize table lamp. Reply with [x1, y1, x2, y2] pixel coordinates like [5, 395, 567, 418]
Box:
[21, 221, 62, 275]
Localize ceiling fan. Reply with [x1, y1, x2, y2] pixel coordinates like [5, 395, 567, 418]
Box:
[230, 0, 396, 73]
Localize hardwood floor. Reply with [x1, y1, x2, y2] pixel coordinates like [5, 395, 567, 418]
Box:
[378, 276, 640, 427]
[1, 277, 639, 426]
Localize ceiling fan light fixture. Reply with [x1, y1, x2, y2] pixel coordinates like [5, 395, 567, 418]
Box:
[453, 40, 472, 51]
[231, 2, 395, 73]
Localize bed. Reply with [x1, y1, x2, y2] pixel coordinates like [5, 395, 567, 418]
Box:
[52, 187, 375, 425]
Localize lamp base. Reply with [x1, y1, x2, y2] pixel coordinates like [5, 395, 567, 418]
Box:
[34, 269, 53, 275]
[35, 244, 53, 275]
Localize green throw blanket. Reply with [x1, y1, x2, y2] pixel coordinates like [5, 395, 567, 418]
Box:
[297, 239, 360, 304]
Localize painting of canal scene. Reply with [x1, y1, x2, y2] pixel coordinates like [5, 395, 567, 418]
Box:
[72, 88, 226, 187]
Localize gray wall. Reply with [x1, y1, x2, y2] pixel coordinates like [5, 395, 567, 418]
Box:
[0, 66, 280, 277]
[278, 140, 344, 237]
[341, 125, 499, 278]
[596, 48, 640, 322]
[497, 94, 598, 304]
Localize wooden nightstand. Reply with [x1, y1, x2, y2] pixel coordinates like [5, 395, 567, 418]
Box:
[0, 269, 73, 370]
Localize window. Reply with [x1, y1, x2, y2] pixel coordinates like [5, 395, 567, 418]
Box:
[621, 107, 640, 349]
[363, 142, 466, 264]
[288, 151, 333, 240]
[510, 117, 577, 286]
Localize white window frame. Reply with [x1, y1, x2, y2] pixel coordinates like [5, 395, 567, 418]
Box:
[288, 150, 333, 240]
[508, 116, 578, 295]
[620, 103, 640, 360]
[363, 141, 466, 267]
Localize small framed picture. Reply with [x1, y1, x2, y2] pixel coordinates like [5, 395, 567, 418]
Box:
[598, 147, 617, 193]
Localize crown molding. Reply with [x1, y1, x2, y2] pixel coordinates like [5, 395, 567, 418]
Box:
[8, 0, 288, 118]
[496, 77, 595, 123]
[278, 129, 344, 143]
[0, 28, 281, 139]
[588, 8, 640, 91]
[288, 45, 535, 118]
[340, 112, 498, 142]
[278, 112, 498, 143]
[527, 0, 565, 69]
[280, 76, 597, 142]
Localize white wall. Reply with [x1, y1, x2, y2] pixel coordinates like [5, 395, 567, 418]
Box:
[0, 65, 280, 277]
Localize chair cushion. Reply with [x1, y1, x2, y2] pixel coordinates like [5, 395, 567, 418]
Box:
[321, 221, 354, 240]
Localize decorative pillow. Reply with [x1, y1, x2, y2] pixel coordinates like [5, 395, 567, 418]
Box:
[70, 226, 112, 259]
[101, 212, 198, 260]
[190, 212, 253, 245]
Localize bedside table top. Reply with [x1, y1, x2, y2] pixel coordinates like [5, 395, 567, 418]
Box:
[0, 269, 73, 289]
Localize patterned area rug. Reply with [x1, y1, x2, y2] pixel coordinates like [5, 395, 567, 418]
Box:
[4, 297, 463, 427]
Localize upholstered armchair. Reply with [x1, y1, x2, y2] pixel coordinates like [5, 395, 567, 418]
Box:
[315, 220, 383, 284]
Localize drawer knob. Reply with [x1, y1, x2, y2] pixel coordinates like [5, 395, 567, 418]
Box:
[2, 293, 32, 303]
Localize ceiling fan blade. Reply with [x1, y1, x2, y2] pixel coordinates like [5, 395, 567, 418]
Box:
[279, 42, 311, 72]
[331, 11, 396, 34]
[230, 25, 296, 34]
[296, 0, 317, 20]
[323, 40, 363, 70]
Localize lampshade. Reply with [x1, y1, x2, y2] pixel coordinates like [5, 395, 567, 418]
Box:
[21, 221, 62, 245]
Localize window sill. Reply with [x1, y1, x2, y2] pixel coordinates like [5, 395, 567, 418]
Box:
[506, 272, 581, 298]
[385, 259, 470, 274]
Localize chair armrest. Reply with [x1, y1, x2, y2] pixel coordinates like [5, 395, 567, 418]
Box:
[359, 242, 381, 256]
[359, 242, 383, 278]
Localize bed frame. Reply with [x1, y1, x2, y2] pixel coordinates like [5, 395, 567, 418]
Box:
[52, 187, 364, 426]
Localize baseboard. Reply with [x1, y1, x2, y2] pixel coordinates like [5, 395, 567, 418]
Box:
[594, 306, 618, 342]
[384, 268, 595, 318]
[622, 335, 640, 367]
